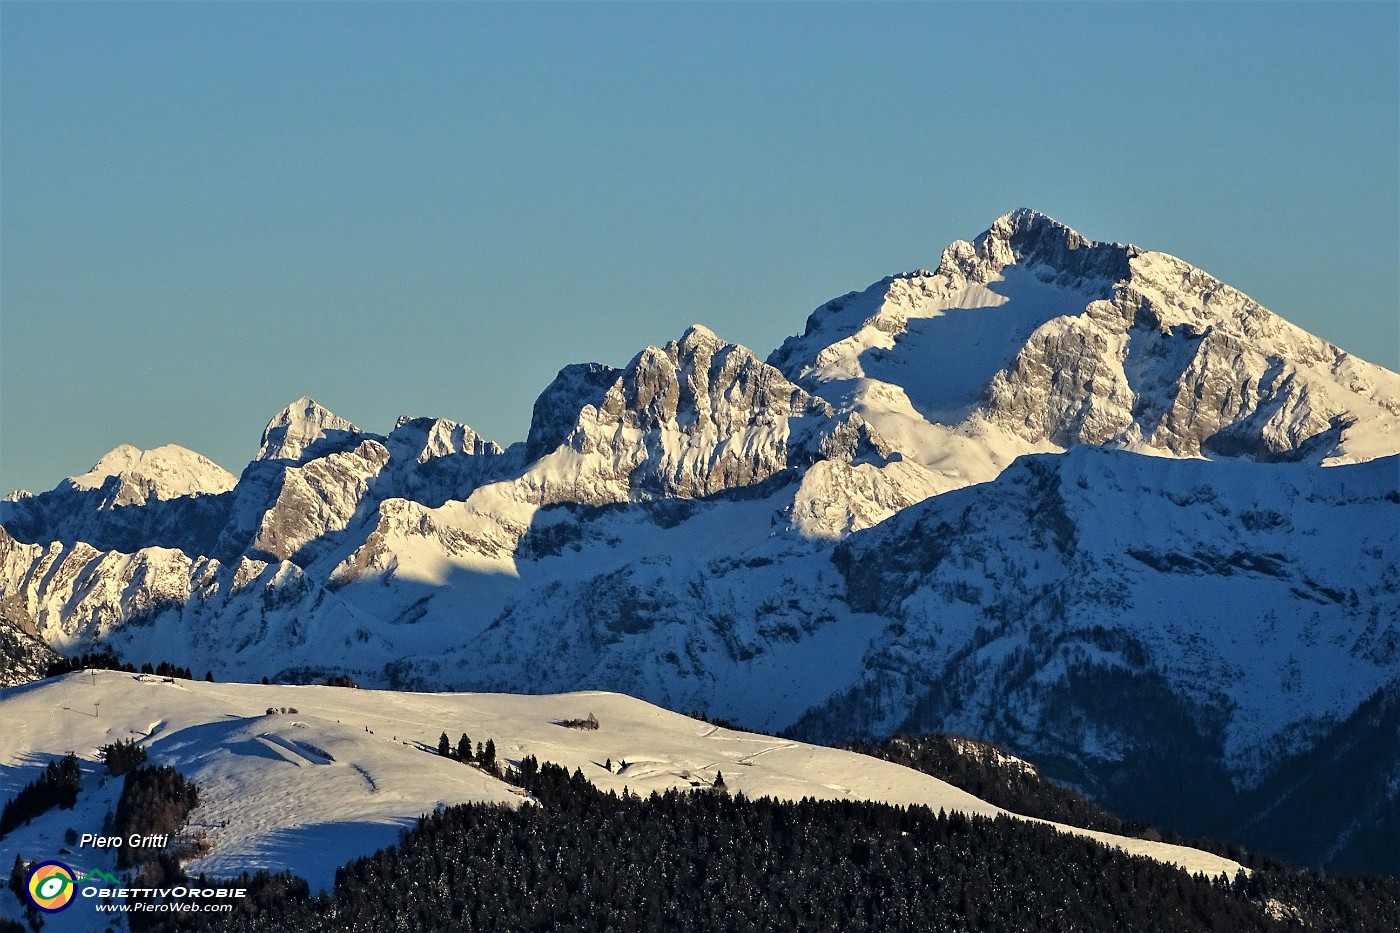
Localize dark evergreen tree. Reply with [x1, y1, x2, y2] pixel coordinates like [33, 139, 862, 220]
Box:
[457, 734, 472, 763]
[153, 661, 192, 680]
[437, 733, 451, 758]
[8, 854, 24, 906]
[849, 733, 1133, 834]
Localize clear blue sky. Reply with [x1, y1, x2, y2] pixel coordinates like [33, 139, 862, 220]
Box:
[2, 2, 1396, 494]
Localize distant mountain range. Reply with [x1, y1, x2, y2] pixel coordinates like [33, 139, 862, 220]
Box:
[3, 210, 1397, 872]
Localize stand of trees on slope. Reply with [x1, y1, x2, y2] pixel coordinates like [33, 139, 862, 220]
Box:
[113, 765, 200, 868]
[100, 738, 149, 776]
[848, 734, 1134, 835]
[44, 650, 194, 680]
[133, 760, 1400, 933]
[0, 754, 80, 839]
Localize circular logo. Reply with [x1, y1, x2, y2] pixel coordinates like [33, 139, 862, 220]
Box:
[26, 860, 76, 913]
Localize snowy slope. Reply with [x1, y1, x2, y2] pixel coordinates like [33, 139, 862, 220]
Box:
[0, 672, 1242, 931]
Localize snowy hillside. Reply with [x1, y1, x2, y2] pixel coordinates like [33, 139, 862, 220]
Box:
[0, 672, 1242, 931]
[2, 209, 1397, 871]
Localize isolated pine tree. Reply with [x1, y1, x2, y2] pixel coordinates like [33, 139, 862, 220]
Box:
[8, 854, 24, 905]
[438, 733, 452, 758]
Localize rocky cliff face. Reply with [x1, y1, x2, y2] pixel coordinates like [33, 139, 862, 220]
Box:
[327, 325, 847, 580]
[248, 439, 392, 564]
[389, 416, 502, 464]
[541, 324, 833, 503]
[0, 576, 57, 687]
[979, 245, 1392, 461]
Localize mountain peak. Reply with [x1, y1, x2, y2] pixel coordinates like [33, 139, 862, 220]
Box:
[386, 415, 503, 463]
[991, 206, 1072, 229]
[66, 443, 236, 498]
[257, 397, 360, 462]
[676, 323, 721, 349]
[933, 209, 1133, 287]
[981, 208, 1088, 252]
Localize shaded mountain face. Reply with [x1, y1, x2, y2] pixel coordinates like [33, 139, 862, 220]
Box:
[2, 210, 1398, 871]
[1229, 678, 1400, 875]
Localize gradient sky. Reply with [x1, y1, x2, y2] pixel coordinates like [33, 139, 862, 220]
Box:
[2, 2, 1397, 494]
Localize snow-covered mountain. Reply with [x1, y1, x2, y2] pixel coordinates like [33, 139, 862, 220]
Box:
[771, 209, 1399, 490]
[2, 210, 1397, 871]
[65, 443, 237, 500]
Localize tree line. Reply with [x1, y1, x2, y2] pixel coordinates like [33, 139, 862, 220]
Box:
[44, 649, 199, 681]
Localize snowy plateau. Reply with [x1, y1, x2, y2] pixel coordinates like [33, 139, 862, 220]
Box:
[2, 209, 1398, 873]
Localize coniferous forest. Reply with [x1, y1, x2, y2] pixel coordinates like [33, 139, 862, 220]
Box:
[848, 734, 1134, 835]
[113, 764, 201, 868]
[136, 760, 1400, 933]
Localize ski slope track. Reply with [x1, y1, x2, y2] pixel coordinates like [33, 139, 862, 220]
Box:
[0, 672, 1243, 931]
[2, 209, 1398, 872]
